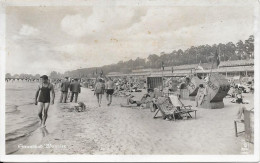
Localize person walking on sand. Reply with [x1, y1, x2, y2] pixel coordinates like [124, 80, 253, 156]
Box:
[70, 78, 81, 103]
[94, 78, 105, 107]
[60, 77, 70, 103]
[105, 77, 115, 106]
[35, 75, 55, 127]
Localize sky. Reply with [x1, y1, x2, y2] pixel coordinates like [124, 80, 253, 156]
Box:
[6, 4, 254, 75]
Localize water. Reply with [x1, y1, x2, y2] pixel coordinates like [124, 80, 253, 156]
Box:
[5, 81, 40, 154]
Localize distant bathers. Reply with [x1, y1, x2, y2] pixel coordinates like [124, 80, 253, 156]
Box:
[38, 83, 51, 103]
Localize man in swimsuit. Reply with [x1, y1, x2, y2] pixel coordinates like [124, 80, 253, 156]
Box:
[105, 77, 115, 106]
[35, 75, 55, 127]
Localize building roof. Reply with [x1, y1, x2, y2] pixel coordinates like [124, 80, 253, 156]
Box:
[107, 59, 255, 77]
[107, 72, 123, 75]
[219, 59, 254, 67]
[160, 59, 254, 72]
[195, 66, 254, 73]
[132, 68, 161, 73]
[164, 64, 198, 71]
[164, 62, 216, 71]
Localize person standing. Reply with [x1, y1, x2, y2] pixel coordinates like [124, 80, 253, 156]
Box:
[195, 84, 206, 107]
[105, 77, 115, 106]
[70, 78, 81, 103]
[94, 78, 105, 107]
[35, 75, 55, 127]
[60, 77, 70, 103]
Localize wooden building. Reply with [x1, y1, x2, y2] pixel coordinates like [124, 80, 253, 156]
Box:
[106, 59, 254, 79]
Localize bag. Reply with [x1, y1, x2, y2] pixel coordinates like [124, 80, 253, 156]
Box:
[95, 83, 103, 94]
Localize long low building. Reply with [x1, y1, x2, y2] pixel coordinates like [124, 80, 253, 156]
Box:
[107, 59, 254, 78]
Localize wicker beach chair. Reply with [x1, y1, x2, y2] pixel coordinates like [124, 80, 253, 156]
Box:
[169, 95, 197, 119]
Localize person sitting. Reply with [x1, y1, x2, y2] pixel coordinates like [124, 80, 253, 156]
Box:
[121, 90, 154, 108]
[235, 93, 243, 103]
[231, 87, 244, 104]
[227, 86, 236, 98]
[168, 81, 174, 92]
[235, 101, 248, 122]
[154, 87, 163, 98]
[74, 102, 86, 112]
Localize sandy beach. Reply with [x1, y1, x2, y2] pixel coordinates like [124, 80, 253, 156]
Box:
[12, 87, 254, 155]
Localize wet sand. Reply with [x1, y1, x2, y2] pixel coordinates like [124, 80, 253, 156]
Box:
[14, 88, 254, 155]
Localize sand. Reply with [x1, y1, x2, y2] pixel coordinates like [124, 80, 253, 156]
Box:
[13, 88, 254, 155]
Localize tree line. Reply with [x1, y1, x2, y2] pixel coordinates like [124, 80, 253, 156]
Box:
[6, 35, 254, 79]
[5, 73, 41, 79]
[65, 35, 254, 78]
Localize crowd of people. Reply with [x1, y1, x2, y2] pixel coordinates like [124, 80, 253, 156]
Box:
[31, 72, 254, 127]
[227, 78, 254, 104]
[86, 76, 146, 97]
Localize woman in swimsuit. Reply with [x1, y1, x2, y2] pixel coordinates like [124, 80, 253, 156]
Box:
[35, 75, 55, 127]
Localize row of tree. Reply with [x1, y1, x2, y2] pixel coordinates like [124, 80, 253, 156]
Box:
[5, 73, 41, 79]
[6, 35, 254, 79]
[64, 35, 254, 78]
[5, 71, 66, 79]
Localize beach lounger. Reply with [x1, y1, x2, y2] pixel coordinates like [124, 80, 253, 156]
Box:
[153, 97, 175, 120]
[234, 119, 245, 137]
[169, 95, 197, 119]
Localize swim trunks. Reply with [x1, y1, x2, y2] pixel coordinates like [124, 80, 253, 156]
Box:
[106, 89, 114, 95]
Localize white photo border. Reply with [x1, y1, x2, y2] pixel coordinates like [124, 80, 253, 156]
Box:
[0, 0, 259, 162]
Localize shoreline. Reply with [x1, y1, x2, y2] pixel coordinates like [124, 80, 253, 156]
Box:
[11, 93, 63, 155]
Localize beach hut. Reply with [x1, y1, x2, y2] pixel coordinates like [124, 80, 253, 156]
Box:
[199, 73, 230, 109]
[178, 82, 189, 100]
[146, 76, 163, 92]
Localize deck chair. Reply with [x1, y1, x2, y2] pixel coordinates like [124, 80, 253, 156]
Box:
[153, 97, 176, 120]
[169, 95, 197, 119]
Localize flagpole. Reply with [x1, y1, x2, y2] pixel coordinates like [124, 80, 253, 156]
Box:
[94, 68, 99, 85]
[102, 69, 108, 80]
[162, 62, 164, 91]
[208, 47, 220, 82]
[218, 46, 221, 69]
[208, 58, 215, 81]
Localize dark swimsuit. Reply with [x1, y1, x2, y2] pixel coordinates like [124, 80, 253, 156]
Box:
[38, 83, 51, 103]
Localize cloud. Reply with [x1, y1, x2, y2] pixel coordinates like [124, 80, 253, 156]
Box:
[19, 24, 39, 36]
[61, 14, 90, 37]
[54, 43, 121, 67]
[61, 7, 145, 38]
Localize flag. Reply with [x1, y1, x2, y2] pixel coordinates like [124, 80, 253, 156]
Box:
[214, 49, 220, 67]
[162, 61, 165, 71]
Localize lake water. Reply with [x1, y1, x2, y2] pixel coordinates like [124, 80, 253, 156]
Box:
[5, 81, 40, 154]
